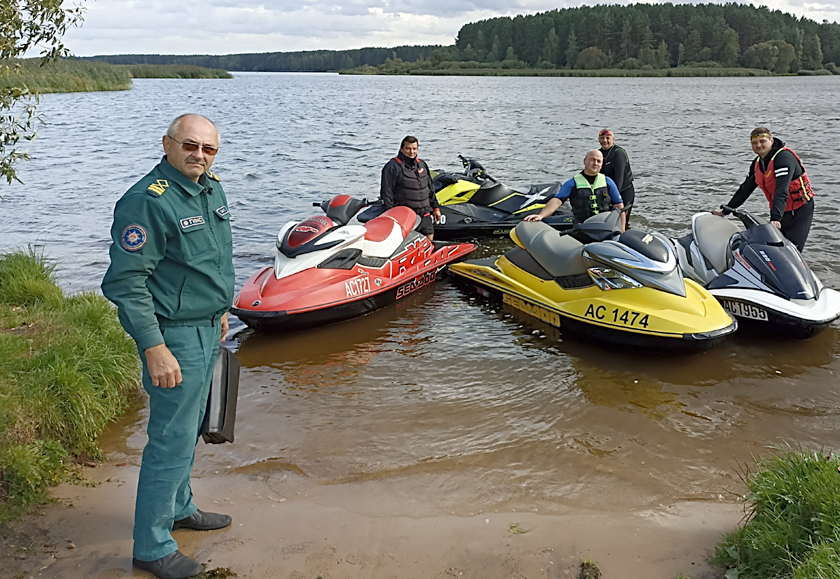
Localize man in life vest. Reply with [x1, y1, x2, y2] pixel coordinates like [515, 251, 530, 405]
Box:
[380, 136, 442, 240]
[713, 127, 815, 251]
[524, 149, 625, 232]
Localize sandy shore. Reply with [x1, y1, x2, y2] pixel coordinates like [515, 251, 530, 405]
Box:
[0, 456, 743, 579]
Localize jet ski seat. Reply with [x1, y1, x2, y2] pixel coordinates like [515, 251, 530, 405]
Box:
[515, 222, 588, 278]
[470, 183, 522, 206]
[693, 213, 739, 273]
[362, 206, 421, 258]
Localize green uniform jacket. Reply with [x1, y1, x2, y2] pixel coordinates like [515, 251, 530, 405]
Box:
[102, 157, 235, 352]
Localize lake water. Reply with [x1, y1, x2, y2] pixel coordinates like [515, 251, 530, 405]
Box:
[3, 73, 840, 515]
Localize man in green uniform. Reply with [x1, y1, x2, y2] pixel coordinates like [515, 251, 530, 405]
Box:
[102, 114, 235, 579]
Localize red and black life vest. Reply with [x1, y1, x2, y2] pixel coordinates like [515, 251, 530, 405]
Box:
[753, 147, 814, 212]
[393, 156, 433, 216]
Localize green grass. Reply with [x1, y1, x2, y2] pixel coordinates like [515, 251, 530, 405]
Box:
[0, 59, 232, 94]
[0, 248, 140, 523]
[711, 447, 840, 579]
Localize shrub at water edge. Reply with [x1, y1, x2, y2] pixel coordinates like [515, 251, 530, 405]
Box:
[712, 447, 840, 579]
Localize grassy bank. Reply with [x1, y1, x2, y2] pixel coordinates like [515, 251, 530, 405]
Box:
[712, 448, 840, 578]
[0, 59, 232, 94]
[0, 249, 139, 523]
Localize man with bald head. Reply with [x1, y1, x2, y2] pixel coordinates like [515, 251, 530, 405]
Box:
[525, 149, 625, 232]
[102, 114, 235, 579]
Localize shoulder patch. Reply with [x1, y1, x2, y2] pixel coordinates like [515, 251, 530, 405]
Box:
[206, 171, 220, 182]
[147, 179, 170, 196]
[121, 225, 147, 251]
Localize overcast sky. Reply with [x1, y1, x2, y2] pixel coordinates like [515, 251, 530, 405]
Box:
[63, 0, 840, 56]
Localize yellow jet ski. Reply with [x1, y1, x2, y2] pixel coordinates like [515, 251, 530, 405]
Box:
[449, 211, 737, 353]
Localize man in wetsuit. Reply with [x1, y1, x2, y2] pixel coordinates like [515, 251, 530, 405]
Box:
[713, 127, 815, 252]
[598, 128, 635, 226]
[524, 149, 625, 232]
[380, 136, 442, 240]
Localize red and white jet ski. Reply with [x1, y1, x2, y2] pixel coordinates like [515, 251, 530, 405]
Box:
[231, 195, 475, 332]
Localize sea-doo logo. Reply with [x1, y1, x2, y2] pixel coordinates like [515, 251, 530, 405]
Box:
[396, 271, 436, 299]
[295, 226, 319, 233]
[503, 294, 561, 327]
[345, 277, 371, 297]
[642, 234, 654, 244]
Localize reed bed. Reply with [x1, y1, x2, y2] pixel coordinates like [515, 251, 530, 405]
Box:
[0, 59, 231, 94]
[124, 63, 232, 79]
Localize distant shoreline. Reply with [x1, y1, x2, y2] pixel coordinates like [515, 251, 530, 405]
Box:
[340, 67, 834, 78]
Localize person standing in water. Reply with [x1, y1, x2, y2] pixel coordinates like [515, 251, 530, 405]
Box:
[598, 128, 636, 226]
[380, 136, 442, 241]
[713, 127, 815, 252]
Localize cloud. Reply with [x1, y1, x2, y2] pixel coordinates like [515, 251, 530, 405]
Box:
[62, 0, 840, 56]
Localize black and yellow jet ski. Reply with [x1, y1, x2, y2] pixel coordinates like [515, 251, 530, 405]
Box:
[449, 211, 737, 353]
[358, 155, 574, 240]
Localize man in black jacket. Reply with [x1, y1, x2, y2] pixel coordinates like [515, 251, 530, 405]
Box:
[380, 136, 441, 240]
[713, 127, 815, 251]
[598, 128, 635, 226]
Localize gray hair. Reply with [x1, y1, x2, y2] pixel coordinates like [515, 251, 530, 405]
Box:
[166, 114, 219, 138]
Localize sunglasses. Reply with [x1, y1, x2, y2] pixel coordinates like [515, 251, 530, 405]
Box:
[169, 136, 218, 156]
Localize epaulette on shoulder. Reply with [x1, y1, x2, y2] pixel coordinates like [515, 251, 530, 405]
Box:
[206, 171, 221, 182]
[146, 179, 170, 196]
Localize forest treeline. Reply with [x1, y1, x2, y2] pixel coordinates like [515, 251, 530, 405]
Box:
[86, 3, 840, 74]
[453, 2, 839, 72]
[87, 45, 440, 73]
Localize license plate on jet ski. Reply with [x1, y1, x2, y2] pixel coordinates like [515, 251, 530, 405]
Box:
[720, 300, 768, 321]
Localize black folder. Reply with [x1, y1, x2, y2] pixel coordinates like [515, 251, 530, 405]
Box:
[201, 345, 240, 444]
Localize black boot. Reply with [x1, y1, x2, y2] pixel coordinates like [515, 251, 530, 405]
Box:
[172, 509, 232, 531]
[132, 551, 203, 579]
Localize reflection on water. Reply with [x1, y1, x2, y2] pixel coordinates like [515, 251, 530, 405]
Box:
[200, 280, 840, 515]
[5, 73, 840, 516]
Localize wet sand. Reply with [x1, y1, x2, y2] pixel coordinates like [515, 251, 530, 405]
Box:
[1, 457, 742, 579]
[6, 310, 839, 579]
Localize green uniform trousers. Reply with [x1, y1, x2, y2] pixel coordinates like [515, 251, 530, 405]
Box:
[133, 324, 221, 561]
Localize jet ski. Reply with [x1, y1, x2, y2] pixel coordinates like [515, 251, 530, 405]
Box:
[357, 155, 574, 240]
[231, 195, 475, 332]
[449, 210, 737, 353]
[672, 208, 840, 339]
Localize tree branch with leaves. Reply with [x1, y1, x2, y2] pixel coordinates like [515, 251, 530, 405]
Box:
[1, 0, 84, 185]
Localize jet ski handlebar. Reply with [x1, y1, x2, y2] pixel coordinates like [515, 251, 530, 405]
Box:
[312, 198, 370, 207]
[720, 205, 764, 229]
[457, 154, 497, 183]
